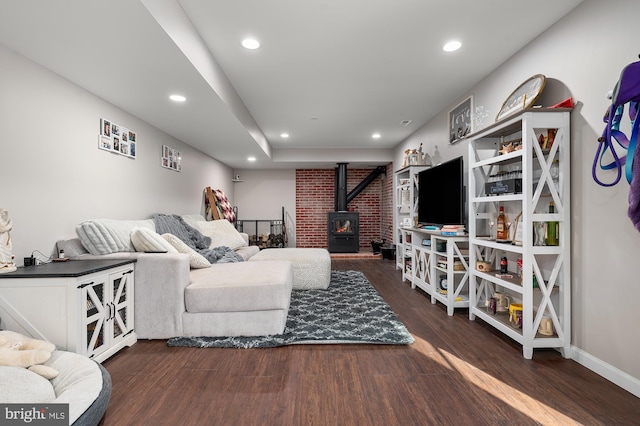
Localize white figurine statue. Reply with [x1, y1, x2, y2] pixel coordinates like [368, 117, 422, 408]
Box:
[417, 143, 433, 166]
[0, 209, 17, 273]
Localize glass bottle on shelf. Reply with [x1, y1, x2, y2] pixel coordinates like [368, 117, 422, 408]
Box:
[500, 256, 508, 273]
[534, 220, 546, 246]
[496, 206, 508, 241]
[546, 201, 559, 246]
[517, 257, 523, 283]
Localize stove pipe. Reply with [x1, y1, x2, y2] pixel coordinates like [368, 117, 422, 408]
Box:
[335, 163, 348, 211]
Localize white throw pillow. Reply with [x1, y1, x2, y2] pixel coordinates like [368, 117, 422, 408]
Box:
[197, 220, 247, 251]
[76, 218, 155, 255]
[161, 234, 211, 269]
[131, 228, 177, 253]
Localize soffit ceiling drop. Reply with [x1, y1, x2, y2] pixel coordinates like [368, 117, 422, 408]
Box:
[0, 0, 584, 168]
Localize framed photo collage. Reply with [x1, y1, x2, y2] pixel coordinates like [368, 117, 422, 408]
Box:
[99, 118, 137, 158]
[161, 144, 182, 172]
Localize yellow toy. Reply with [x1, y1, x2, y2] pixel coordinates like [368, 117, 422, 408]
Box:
[0, 330, 58, 379]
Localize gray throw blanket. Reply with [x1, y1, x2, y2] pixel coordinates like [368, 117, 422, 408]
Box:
[152, 214, 243, 264]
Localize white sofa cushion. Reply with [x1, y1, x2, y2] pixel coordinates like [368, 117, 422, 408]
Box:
[196, 219, 247, 250]
[161, 233, 211, 269]
[186, 260, 293, 313]
[235, 245, 260, 260]
[180, 214, 207, 228]
[131, 228, 177, 253]
[76, 219, 155, 255]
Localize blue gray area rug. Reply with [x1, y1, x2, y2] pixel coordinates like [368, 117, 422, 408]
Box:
[167, 270, 414, 348]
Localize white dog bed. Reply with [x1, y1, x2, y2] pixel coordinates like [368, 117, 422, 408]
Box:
[0, 350, 111, 425]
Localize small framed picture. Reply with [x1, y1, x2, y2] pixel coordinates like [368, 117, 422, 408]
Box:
[449, 96, 473, 144]
[120, 141, 129, 156]
[98, 135, 112, 151]
[402, 217, 412, 228]
[101, 119, 111, 137]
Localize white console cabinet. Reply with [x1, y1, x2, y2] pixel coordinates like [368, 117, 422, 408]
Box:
[0, 259, 137, 363]
[409, 228, 469, 315]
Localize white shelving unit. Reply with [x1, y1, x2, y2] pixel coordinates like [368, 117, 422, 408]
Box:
[394, 165, 428, 279]
[467, 108, 571, 359]
[0, 259, 137, 363]
[400, 228, 414, 282]
[410, 228, 469, 315]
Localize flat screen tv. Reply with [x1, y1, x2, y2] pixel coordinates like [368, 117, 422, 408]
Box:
[417, 156, 465, 228]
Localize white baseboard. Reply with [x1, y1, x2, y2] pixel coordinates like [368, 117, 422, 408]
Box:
[572, 346, 640, 398]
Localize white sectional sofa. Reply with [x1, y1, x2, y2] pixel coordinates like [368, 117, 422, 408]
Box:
[57, 214, 331, 339]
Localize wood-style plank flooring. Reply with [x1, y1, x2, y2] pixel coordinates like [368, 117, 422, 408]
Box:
[101, 259, 640, 425]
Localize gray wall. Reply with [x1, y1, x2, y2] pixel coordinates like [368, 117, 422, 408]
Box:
[232, 169, 297, 247]
[0, 44, 234, 262]
[396, 0, 640, 393]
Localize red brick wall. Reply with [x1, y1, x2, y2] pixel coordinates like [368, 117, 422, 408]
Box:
[295, 169, 335, 249]
[295, 164, 394, 250]
[381, 163, 394, 244]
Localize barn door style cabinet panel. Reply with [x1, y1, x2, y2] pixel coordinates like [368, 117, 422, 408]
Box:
[467, 109, 571, 359]
[82, 263, 136, 361]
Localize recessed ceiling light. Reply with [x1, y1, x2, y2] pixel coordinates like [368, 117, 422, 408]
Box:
[247, 156, 256, 162]
[443, 40, 462, 52]
[372, 133, 381, 139]
[280, 133, 289, 139]
[241, 38, 260, 49]
[169, 94, 186, 102]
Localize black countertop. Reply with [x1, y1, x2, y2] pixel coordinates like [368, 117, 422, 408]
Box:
[0, 259, 136, 278]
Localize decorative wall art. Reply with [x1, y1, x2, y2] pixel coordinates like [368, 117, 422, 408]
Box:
[472, 105, 490, 132]
[161, 145, 182, 172]
[495, 74, 547, 122]
[449, 96, 473, 144]
[99, 118, 137, 158]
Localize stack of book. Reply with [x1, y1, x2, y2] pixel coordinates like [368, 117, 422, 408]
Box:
[440, 225, 466, 236]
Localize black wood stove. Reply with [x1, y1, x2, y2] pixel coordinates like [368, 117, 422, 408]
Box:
[327, 211, 360, 253]
[327, 163, 384, 253]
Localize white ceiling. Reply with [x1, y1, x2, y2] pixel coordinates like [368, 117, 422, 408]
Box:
[0, 0, 583, 169]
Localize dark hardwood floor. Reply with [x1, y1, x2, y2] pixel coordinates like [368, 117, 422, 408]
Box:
[101, 259, 640, 425]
